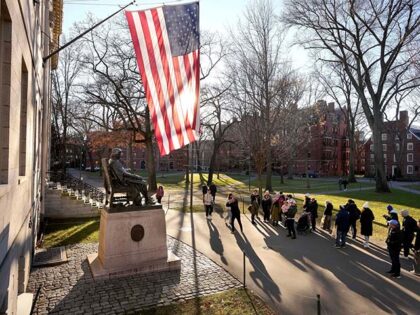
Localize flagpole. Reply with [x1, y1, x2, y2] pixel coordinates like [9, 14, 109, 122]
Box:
[190, 143, 194, 211]
[43, 1, 136, 63]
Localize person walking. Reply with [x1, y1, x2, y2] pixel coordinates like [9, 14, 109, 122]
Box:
[345, 199, 361, 239]
[285, 199, 298, 239]
[322, 201, 333, 232]
[227, 193, 243, 233]
[249, 196, 260, 225]
[224, 194, 232, 226]
[335, 205, 350, 248]
[209, 183, 217, 202]
[386, 220, 403, 278]
[411, 219, 420, 275]
[360, 202, 375, 248]
[202, 185, 208, 202]
[204, 190, 213, 220]
[261, 190, 272, 223]
[401, 210, 417, 258]
[308, 197, 318, 231]
[303, 193, 311, 211]
[156, 185, 164, 204]
[271, 194, 284, 226]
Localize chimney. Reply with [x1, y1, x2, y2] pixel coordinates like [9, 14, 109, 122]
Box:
[328, 102, 335, 112]
[400, 110, 409, 127]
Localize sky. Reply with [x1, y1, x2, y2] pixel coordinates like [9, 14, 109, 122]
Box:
[63, 0, 311, 72]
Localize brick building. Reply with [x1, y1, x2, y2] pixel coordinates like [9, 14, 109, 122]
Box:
[0, 1, 62, 314]
[364, 111, 420, 179]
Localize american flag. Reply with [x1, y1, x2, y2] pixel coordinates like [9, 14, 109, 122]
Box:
[126, 2, 200, 156]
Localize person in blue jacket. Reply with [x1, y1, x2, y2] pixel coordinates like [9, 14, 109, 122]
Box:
[335, 205, 350, 248]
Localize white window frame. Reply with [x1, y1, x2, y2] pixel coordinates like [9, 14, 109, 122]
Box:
[396, 143, 400, 151]
[382, 133, 387, 141]
[382, 144, 387, 151]
[407, 143, 413, 151]
[407, 165, 413, 174]
[370, 144, 374, 151]
[407, 153, 413, 162]
[407, 133, 412, 140]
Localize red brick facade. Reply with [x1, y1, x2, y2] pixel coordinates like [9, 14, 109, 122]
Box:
[364, 111, 420, 180]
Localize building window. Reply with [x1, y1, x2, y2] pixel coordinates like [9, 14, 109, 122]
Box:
[407, 143, 413, 151]
[0, 2, 12, 184]
[382, 144, 387, 151]
[407, 153, 413, 162]
[393, 154, 397, 163]
[407, 165, 413, 174]
[383, 154, 387, 162]
[407, 133, 412, 140]
[396, 143, 400, 151]
[370, 153, 374, 161]
[19, 60, 28, 176]
[370, 144, 374, 152]
[381, 133, 387, 141]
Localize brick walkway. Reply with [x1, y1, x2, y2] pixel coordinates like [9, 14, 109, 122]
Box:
[28, 237, 242, 315]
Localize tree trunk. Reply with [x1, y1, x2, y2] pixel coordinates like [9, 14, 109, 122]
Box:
[265, 144, 272, 191]
[347, 136, 357, 183]
[372, 115, 390, 192]
[257, 171, 262, 197]
[280, 163, 284, 184]
[207, 147, 217, 185]
[287, 162, 294, 180]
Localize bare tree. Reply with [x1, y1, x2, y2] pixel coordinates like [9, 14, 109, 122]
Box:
[51, 36, 83, 174]
[228, 0, 290, 192]
[284, 0, 420, 192]
[200, 84, 237, 184]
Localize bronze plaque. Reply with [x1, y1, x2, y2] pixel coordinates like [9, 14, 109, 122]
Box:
[131, 225, 145, 242]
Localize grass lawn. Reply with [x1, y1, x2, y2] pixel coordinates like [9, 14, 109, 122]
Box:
[42, 218, 99, 248]
[294, 189, 420, 241]
[138, 288, 274, 315]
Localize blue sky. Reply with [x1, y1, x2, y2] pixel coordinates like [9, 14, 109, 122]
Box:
[63, 0, 310, 70]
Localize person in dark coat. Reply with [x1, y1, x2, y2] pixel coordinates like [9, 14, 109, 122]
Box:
[360, 202, 375, 248]
[322, 201, 333, 232]
[209, 183, 217, 202]
[307, 198, 318, 231]
[285, 199, 298, 239]
[412, 219, 420, 275]
[261, 190, 272, 223]
[386, 220, 403, 278]
[400, 210, 417, 257]
[202, 185, 208, 201]
[303, 193, 311, 210]
[226, 193, 243, 233]
[335, 205, 350, 248]
[383, 205, 399, 222]
[345, 199, 361, 239]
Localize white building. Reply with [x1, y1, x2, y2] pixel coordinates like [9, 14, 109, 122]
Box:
[0, 0, 62, 314]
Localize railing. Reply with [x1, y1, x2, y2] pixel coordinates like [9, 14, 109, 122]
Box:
[46, 171, 105, 207]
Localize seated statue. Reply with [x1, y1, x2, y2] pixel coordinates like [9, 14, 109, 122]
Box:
[108, 148, 149, 206]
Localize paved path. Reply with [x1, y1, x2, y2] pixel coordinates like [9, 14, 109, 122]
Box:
[28, 237, 241, 315]
[64, 169, 420, 314]
[165, 209, 420, 315]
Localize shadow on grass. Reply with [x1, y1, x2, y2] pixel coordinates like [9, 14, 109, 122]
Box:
[44, 220, 99, 248]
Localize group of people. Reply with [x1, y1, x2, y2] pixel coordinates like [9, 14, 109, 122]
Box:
[222, 189, 420, 278]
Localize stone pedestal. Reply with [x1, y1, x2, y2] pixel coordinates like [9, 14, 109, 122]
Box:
[88, 205, 181, 280]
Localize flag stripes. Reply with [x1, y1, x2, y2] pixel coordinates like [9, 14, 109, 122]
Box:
[126, 5, 200, 156]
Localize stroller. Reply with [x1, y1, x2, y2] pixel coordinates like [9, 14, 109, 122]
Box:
[296, 211, 311, 234]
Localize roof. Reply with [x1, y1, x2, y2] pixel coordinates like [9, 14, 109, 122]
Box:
[409, 127, 420, 140]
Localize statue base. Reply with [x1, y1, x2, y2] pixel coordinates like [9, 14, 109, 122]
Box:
[87, 205, 181, 280]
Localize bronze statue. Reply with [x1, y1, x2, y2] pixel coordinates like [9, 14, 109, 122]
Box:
[108, 148, 150, 206]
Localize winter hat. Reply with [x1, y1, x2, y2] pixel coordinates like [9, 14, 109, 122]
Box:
[305, 193, 310, 197]
[362, 202, 369, 209]
[111, 147, 122, 155]
[387, 205, 393, 211]
[400, 210, 409, 217]
[388, 219, 399, 226]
